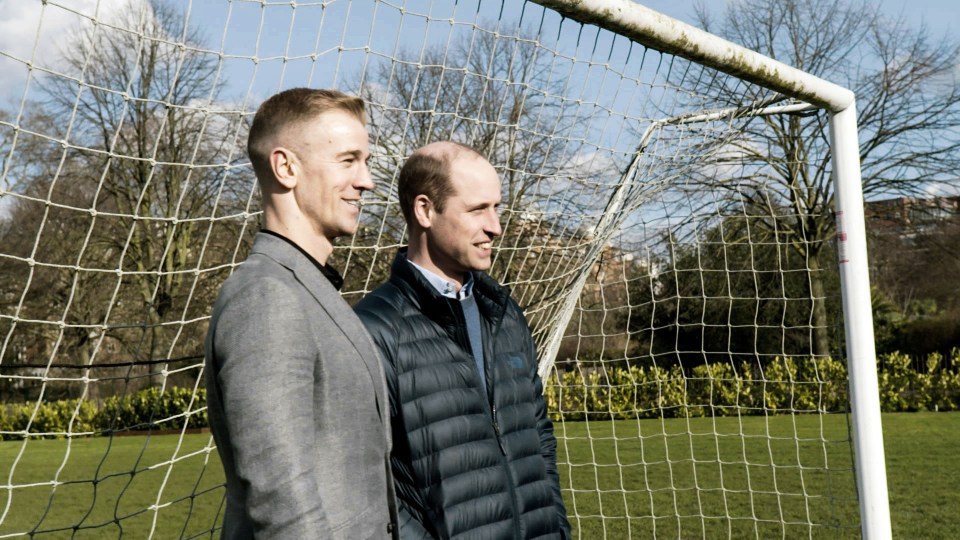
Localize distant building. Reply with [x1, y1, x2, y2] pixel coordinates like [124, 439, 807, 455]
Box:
[863, 194, 960, 310]
[865, 195, 960, 240]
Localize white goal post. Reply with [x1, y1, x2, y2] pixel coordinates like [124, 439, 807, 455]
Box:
[533, 1, 891, 538]
[0, 0, 890, 538]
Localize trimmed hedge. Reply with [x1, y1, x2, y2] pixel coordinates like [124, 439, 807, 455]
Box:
[544, 350, 960, 421]
[2, 351, 958, 438]
[1, 386, 207, 439]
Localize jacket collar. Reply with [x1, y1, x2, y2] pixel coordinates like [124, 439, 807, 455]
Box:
[406, 257, 476, 299]
[389, 248, 510, 327]
[259, 229, 344, 290]
[249, 232, 336, 293]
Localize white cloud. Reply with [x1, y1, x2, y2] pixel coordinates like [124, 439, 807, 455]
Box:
[567, 148, 621, 179]
[924, 180, 960, 197]
[0, 0, 132, 99]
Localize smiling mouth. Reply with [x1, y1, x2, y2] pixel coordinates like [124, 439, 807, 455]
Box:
[477, 242, 492, 250]
[344, 200, 362, 209]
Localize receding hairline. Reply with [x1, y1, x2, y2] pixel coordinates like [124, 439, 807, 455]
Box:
[397, 141, 497, 228]
[410, 141, 485, 168]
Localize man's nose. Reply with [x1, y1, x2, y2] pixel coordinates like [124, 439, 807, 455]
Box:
[355, 160, 374, 191]
[486, 209, 502, 237]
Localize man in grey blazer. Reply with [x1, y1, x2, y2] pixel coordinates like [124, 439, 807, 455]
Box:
[205, 88, 397, 539]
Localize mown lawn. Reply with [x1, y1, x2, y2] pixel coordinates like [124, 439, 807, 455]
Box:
[0, 432, 224, 539]
[0, 412, 956, 538]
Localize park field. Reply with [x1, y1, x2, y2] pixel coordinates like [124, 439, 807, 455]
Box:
[0, 412, 956, 538]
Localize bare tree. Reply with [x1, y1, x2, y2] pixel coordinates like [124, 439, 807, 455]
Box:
[1, 0, 248, 396]
[363, 28, 583, 209]
[672, 0, 960, 356]
[867, 197, 960, 357]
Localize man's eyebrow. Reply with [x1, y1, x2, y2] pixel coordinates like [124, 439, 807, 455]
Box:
[334, 149, 364, 159]
[468, 201, 499, 210]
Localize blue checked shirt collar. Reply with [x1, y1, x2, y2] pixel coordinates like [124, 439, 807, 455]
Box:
[406, 257, 474, 300]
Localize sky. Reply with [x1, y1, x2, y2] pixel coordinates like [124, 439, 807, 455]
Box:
[647, 0, 958, 37]
[0, 0, 956, 201]
[0, 0, 956, 101]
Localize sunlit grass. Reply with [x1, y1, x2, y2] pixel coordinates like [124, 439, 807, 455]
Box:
[0, 432, 224, 539]
[1, 412, 955, 538]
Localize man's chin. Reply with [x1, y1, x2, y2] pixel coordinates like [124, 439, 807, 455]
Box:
[329, 226, 359, 242]
[469, 258, 493, 272]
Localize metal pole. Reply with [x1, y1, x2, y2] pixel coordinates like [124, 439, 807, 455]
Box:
[830, 103, 892, 540]
[532, 0, 854, 112]
[528, 2, 892, 534]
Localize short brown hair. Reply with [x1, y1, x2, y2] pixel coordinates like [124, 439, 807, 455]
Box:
[247, 88, 365, 182]
[398, 141, 483, 226]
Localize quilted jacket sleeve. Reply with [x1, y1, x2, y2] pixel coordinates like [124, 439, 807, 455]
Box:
[356, 299, 436, 540]
[524, 315, 572, 539]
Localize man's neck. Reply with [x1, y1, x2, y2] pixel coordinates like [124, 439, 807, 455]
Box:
[407, 254, 470, 293]
[406, 255, 473, 299]
[407, 249, 465, 292]
[263, 212, 333, 264]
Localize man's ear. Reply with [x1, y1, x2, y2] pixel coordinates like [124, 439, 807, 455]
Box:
[269, 147, 298, 190]
[413, 194, 434, 229]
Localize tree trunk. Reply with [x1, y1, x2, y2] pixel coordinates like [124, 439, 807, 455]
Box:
[807, 256, 831, 357]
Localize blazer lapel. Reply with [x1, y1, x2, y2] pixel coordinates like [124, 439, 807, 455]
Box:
[252, 234, 389, 422]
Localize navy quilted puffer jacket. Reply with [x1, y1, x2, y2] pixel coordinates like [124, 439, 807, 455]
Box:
[355, 251, 570, 540]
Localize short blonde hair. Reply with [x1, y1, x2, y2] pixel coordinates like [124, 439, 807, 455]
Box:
[247, 88, 365, 183]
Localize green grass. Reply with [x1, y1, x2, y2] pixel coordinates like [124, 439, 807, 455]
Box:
[881, 412, 960, 538]
[0, 433, 224, 539]
[556, 413, 861, 539]
[1, 413, 956, 538]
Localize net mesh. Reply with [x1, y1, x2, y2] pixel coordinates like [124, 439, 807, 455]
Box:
[0, 0, 860, 537]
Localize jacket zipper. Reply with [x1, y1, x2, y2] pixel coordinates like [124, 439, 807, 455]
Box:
[485, 298, 507, 456]
[484, 296, 523, 537]
[454, 309, 503, 453]
[491, 403, 506, 455]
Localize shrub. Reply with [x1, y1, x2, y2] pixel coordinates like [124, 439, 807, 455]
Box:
[4, 349, 959, 436]
[1, 387, 207, 440]
[546, 349, 959, 421]
[99, 386, 207, 433]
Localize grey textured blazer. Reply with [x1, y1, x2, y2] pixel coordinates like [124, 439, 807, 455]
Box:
[205, 232, 397, 539]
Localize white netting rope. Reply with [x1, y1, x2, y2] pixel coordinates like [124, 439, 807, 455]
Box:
[0, 1, 865, 538]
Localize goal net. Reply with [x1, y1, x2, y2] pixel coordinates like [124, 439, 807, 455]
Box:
[0, 0, 887, 538]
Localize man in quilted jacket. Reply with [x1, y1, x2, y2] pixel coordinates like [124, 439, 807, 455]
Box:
[355, 141, 571, 539]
